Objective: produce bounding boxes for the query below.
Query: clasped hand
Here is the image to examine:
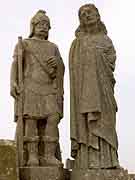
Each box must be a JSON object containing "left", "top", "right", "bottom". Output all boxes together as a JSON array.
[
  {"left": 10, "top": 82, "right": 23, "bottom": 99},
  {"left": 47, "top": 56, "right": 57, "bottom": 78}
]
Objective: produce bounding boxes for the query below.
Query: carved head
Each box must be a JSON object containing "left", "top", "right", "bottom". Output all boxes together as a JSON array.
[
  {"left": 79, "top": 4, "right": 100, "bottom": 27},
  {"left": 76, "top": 4, "right": 107, "bottom": 36},
  {"left": 29, "top": 10, "right": 51, "bottom": 39}
]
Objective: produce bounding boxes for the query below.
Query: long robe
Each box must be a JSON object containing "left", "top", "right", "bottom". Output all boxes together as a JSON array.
[{"left": 69, "top": 32, "right": 119, "bottom": 168}]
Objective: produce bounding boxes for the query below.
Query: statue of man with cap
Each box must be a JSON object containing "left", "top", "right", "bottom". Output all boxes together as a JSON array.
[{"left": 10, "top": 10, "right": 65, "bottom": 167}]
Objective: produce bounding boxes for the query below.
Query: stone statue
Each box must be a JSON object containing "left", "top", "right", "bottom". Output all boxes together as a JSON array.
[
  {"left": 69, "top": 4, "right": 119, "bottom": 169},
  {"left": 10, "top": 10, "right": 65, "bottom": 168}
]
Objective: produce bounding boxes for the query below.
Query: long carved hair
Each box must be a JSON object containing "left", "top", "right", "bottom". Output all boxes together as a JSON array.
[{"left": 75, "top": 4, "right": 107, "bottom": 37}]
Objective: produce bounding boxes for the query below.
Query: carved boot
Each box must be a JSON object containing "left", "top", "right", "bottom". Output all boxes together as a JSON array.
[
  {"left": 42, "top": 141, "right": 62, "bottom": 166},
  {"left": 26, "top": 138, "right": 39, "bottom": 166}
]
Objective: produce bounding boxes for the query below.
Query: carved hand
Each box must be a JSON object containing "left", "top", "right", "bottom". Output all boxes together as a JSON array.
[
  {"left": 47, "top": 56, "right": 57, "bottom": 68},
  {"left": 10, "top": 82, "right": 24, "bottom": 98},
  {"left": 47, "top": 56, "right": 57, "bottom": 78},
  {"left": 47, "top": 66, "right": 56, "bottom": 79},
  {"left": 10, "top": 82, "right": 19, "bottom": 99}
]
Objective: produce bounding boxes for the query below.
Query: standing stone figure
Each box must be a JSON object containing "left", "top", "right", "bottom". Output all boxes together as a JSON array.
[
  {"left": 10, "top": 10, "right": 64, "bottom": 167},
  {"left": 69, "top": 4, "right": 119, "bottom": 169}
]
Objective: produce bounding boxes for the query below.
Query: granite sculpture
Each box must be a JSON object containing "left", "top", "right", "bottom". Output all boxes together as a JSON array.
[
  {"left": 10, "top": 10, "right": 65, "bottom": 177},
  {"left": 69, "top": 3, "right": 119, "bottom": 169}
]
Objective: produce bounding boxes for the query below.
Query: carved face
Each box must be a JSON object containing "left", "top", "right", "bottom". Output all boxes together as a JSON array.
[
  {"left": 34, "top": 20, "right": 50, "bottom": 38},
  {"left": 79, "top": 6, "right": 99, "bottom": 26}
]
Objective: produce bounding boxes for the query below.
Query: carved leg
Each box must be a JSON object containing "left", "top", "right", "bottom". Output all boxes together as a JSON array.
[
  {"left": 41, "top": 113, "right": 62, "bottom": 166},
  {"left": 45, "top": 113, "right": 60, "bottom": 139},
  {"left": 24, "top": 119, "right": 39, "bottom": 166}
]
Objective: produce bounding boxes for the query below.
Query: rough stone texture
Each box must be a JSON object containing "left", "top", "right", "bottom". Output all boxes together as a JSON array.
[
  {"left": 69, "top": 3, "right": 119, "bottom": 169},
  {"left": 129, "top": 174, "right": 135, "bottom": 180},
  {"left": 68, "top": 3, "right": 135, "bottom": 180},
  {"left": 63, "top": 169, "right": 70, "bottom": 180},
  {"left": 10, "top": 9, "right": 64, "bottom": 169},
  {"left": 70, "top": 168, "right": 128, "bottom": 180},
  {"left": 0, "top": 140, "right": 17, "bottom": 180},
  {"left": 20, "top": 167, "right": 64, "bottom": 180},
  {"left": 66, "top": 159, "right": 135, "bottom": 180}
]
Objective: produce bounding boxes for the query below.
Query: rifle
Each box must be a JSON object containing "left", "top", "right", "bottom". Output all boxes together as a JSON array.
[{"left": 16, "top": 36, "right": 24, "bottom": 170}]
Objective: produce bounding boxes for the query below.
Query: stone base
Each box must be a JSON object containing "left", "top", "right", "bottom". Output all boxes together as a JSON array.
[
  {"left": 20, "top": 167, "right": 64, "bottom": 180},
  {"left": 70, "top": 168, "right": 128, "bottom": 180}
]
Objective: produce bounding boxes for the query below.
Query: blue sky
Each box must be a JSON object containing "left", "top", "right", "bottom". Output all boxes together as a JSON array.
[{"left": 0, "top": 0, "right": 135, "bottom": 172}]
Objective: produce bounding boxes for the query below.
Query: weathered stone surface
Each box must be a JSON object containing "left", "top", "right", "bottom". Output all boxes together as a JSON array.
[
  {"left": 10, "top": 9, "right": 64, "bottom": 169},
  {"left": 0, "top": 140, "right": 17, "bottom": 180},
  {"left": 70, "top": 168, "right": 128, "bottom": 180},
  {"left": 63, "top": 169, "right": 70, "bottom": 180},
  {"left": 20, "top": 167, "right": 65, "bottom": 180},
  {"left": 69, "top": 3, "right": 119, "bottom": 169},
  {"left": 129, "top": 174, "right": 135, "bottom": 180}
]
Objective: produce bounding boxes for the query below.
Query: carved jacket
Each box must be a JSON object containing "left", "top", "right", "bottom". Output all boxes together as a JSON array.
[{"left": 11, "top": 38, "right": 64, "bottom": 120}]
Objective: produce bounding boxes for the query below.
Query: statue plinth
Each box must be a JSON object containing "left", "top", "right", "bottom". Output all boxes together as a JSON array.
[
  {"left": 70, "top": 168, "right": 128, "bottom": 180},
  {"left": 20, "top": 166, "right": 65, "bottom": 180}
]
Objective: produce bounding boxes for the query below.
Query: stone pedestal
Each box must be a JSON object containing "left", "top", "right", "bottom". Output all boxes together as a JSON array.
[
  {"left": 70, "top": 168, "right": 128, "bottom": 180},
  {"left": 20, "top": 167, "right": 64, "bottom": 180}
]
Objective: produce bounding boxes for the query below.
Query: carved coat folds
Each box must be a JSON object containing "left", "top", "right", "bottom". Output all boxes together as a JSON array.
[
  {"left": 69, "top": 31, "right": 119, "bottom": 168},
  {"left": 11, "top": 38, "right": 64, "bottom": 120}
]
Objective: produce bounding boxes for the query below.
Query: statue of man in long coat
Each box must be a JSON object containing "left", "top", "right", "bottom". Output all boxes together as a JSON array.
[
  {"left": 69, "top": 4, "right": 119, "bottom": 169},
  {"left": 10, "top": 10, "right": 64, "bottom": 167}
]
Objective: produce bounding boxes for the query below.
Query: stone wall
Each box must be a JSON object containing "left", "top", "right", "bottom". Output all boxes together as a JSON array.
[
  {"left": 128, "top": 174, "right": 135, "bottom": 180},
  {"left": 0, "top": 140, "right": 17, "bottom": 180}
]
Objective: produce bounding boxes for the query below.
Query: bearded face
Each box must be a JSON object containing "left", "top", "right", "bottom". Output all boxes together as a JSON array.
[
  {"left": 34, "top": 20, "right": 50, "bottom": 39},
  {"left": 29, "top": 10, "right": 51, "bottom": 39}
]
